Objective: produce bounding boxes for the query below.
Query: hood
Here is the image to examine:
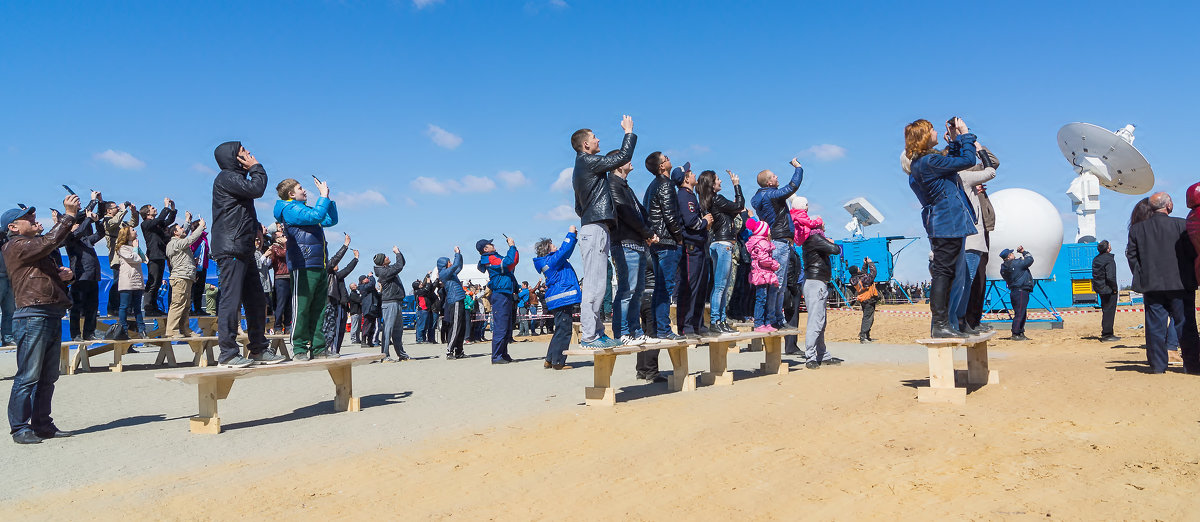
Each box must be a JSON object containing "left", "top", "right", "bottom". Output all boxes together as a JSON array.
[
  {"left": 532, "top": 253, "right": 554, "bottom": 275},
  {"left": 1188, "top": 181, "right": 1200, "bottom": 209},
  {"left": 900, "top": 151, "right": 912, "bottom": 175},
  {"left": 214, "top": 141, "right": 244, "bottom": 172},
  {"left": 437, "top": 256, "right": 450, "bottom": 269},
  {"left": 272, "top": 199, "right": 290, "bottom": 222}
]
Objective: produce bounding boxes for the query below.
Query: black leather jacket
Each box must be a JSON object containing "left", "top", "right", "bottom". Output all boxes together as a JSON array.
[
  {"left": 802, "top": 233, "right": 840, "bottom": 282},
  {"left": 709, "top": 186, "right": 744, "bottom": 242},
  {"left": 610, "top": 174, "right": 652, "bottom": 245},
  {"left": 642, "top": 175, "right": 682, "bottom": 246},
  {"left": 210, "top": 141, "right": 268, "bottom": 260},
  {"left": 572, "top": 133, "right": 637, "bottom": 228}
]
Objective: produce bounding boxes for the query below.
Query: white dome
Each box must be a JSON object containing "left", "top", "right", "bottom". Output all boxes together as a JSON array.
[{"left": 985, "top": 188, "right": 1063, "bottom": 280}]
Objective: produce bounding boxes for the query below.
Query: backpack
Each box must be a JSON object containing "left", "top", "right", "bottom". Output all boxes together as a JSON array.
[{"left": 852, "top": 275, "right": 879, "bottom": 303}]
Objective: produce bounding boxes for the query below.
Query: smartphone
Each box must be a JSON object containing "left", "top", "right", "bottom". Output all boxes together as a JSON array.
[
  {"left": 502, "top": 233, "right": 509, "bottom": 239},
  {"left": 312, "top": 174, "right": 322, "bottom": 185},
  {"left": 62, "top": 185, "right": 76, "bottom": 196}
]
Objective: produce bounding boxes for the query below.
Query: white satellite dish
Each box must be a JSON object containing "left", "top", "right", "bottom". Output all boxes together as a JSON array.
[
  {"left": 843, "top": 197, "right": 884, "bottom": 238},
  {"left": 1058, "top": 122, "right": 1154, "bottom": 242}
]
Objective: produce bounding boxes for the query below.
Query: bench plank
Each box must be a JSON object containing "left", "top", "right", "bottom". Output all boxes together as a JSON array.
[{"left": 156, "top": 353, "right": 380, "bottom": 383}]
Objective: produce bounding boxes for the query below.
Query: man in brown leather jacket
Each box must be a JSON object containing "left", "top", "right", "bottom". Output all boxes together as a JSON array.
[{"left": 2, "top": 194, "right": 80, "bottom": 444}]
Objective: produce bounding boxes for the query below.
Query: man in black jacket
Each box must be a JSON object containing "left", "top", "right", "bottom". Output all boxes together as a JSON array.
[
  {"left": 642, "top": 151, "right": 684, "bottom": 343},
  {"left": 348, "top": 282, "right": 362, "bottom": 344},
  {"left": 675, "top": 163, "right": 713, "bottom": 337},
  {"left": 570, "top": 115, "right": 636, "bottom": 349},
  {"left": 1091, "top": 240, "right": 1119, "bottom": 342},
  {"left": 801, "top": 223, "right": 843, "bottom": 369},
  {"left": 65, "top": 193, "right": 105, "bottom": 341},
  {"left": 609, "top": 152, "right": 658, "bottom": 347},
  {"left": 1126, "top": 192, "right": 1199, "bottom": 374},
  {"left": 139, "top": 198, "right": 177, "bottom": 316},
  {"left": 1000, "top": 246, "right": 1034, "bottom": 341},
  {"left": 374, "top": 247, "right": 409, "bottom": 361},
  {"left": 210, "top": 141, "right": 285, "bottom": 368}
]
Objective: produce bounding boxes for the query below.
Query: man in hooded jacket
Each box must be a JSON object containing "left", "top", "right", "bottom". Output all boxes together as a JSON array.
[{"left": 209, "top": 141, "right": 285, "bottom": 368}]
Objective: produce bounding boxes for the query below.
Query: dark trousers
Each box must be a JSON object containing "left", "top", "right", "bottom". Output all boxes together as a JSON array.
[
  {"left": 928, "top": 237, "right": 964, "bottom": 327},
  {"left": 1099, "top": 293, "right": 1117, "bottom": 337},
  {"left": 273, "top": 277, "right": 292, "bottom": 332},
  {"left": 546, "top": 306, "right": 572, "bottom": 366},
  {"left": 1010, "top": 288, "right": 1030, "bottom": 336},
  {"left": 8, "top": 315, "right": 62, "bottom": 435},
  {"left": 321, "top": 302, "right": 348, "bottom": 354},
  {"left": 860, "top": 299, "right": 876, "bottom": 339},
  {"left": 361, "top": 315, "right": 378, "bottom": 347},
  {"left": 191, "top": 267, "right": 207, "bottom": 314},
  {"left": 677, "top": 243, "right": 709, "bottom": 334},
  {"left": 106, "top": 279, "right": 120, "bottom": 316},
  {"left": 490, "top": 292, "right": 514, "bottom": 362},
  {"left": 1143, "top": 290, "right": 1200, "bottom": 373},
  {"left": 215, "top": 256, "right": 269, "bottom": 362},
  {"left": 783, "top": 283, "right": 802, "bottom": 352},
  {"left": 145, "top": 259, "right": 165, "bottom": 312},
  {"left": 69, "top": 280, "right": 99, "bottom": 340},
  {"left": 636, "top": 290, "right": 660, "bottom": 378},
  {"left": 964, "top": 252, "right": 988, "bottom": 329},
  {"left": 446, "top": 300, "right": 466, "bottom": 356}
]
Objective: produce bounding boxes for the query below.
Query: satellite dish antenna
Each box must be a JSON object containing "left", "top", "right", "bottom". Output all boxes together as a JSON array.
[
  {"left": 1058, "top": 123, "right": 1154, "bottom": 243},
  {"left": 843, "top": 197, "right": 884, "bottom": 238}
]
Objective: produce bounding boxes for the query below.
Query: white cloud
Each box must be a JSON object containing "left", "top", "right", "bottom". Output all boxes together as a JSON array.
[
  {"left": 413, "top": 0, "right": 443, "bottom": 8},
  {"left": 334, "top": 189, "right": 388, "bottom": 208},
  {"left": 496, "top": 170, "right": 530, "bottom": 188},
  {"left": 411, "top": 175, "right": 496, "bottom": 195},
  {"left": 535, "top": 204, "right": 577, "bottom": 221},
  {"left": 94, "top": 149, "right": 145, "bottom": 170},
  {"left": 550, "top": 167, "right": 572, "bottom": 191},
  {"left": 799, "top": 144, "right": 847, "bottom": 161},
  {"left": 426, "top": 124, "right": 462, "bottom": 149},
  {"left": 403, "top": 197, "right": 418, "bottom": 207},
  {"left": 191, "top": 162, "right": 216, "bottom": 175}
]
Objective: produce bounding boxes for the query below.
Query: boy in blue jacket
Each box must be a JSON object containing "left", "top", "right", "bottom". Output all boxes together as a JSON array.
[
  {"left": 478, "top": 236, "right": 519, "bottom": 364},
  {"left": 272, "top": 177, "right": 338, "bottom": 360},
  {"left": 533, "top": 226, "right": 581, "bottom": 369}
]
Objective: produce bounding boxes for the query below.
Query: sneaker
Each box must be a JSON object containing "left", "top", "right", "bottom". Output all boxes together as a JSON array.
[
  {"left": 822, "top": 357, "right": 844, "bottom": 366},
  {"left": 1100, "top": 335, "right": 1121, "bottom": 342},
  {"left": 552, "top": 363, "right": 574, "bottom": 370},
  {"left": 252, "top": 351, "right": 288, "bottom": 365},
  {"left": 805, "top": 361, "right": 820, "bottom": 370},
  {"left": 619, "top": 335, "right": 645, "bottom": 346},
  {"left": 292, "top": 351, "right": 312, "bottom": 362},
  {"left": 753, "top": 325, "right": 773, "bottom": 333},
  {"left": 382, "top": 356, "right": 398, "bottom": 363},
  {"left": 454, "top": 352, "right": 467, "bottom": 359},
  {"left": 580, "top": 338, "right": 608, "bottom": 350},
  {"left": 1169, "top": 351, "right": 1184, "bottom": 366},
  {"left": 630, "top": 334, "right": 652, "bottom": 345},
  {"left": 218, "top": 356, "right": 254, "bottom": 368},
  {"left": 1010, "top": 334, "right": 1029, "bottom": 341},
  {"left": 657, "top": 332, "right": 685, "bottom": 342},
  {"left": 313, "top": 351, "right": 340, "bottom": 359},
  {"left": 599, "top": 335, "right": 622, "bottom": 348}
]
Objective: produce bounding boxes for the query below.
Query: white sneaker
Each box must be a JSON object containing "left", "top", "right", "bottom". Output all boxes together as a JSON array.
[
  {"left": 644, "top": 336, "right": 668, "bottom": 344},
  {"left": 620, "top": 335, "right": 646, "bottom": 346}
]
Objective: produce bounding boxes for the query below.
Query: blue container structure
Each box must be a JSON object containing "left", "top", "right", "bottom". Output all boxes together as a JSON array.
[{"left": 830, "top": 236, "right": 922, "bottom": 304}]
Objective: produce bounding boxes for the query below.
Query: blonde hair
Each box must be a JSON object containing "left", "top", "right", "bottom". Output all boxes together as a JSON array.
[
  {"left": 904, "top": 119, "right": 938, "bottom": 159},
  {"left": 116, "top": 224, "right": 136, "bottom": 246},
  {"left": 276, "top": 178, "right": 301, "bottom": 200}
]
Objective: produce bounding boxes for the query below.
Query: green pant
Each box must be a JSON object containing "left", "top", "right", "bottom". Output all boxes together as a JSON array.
[{"left": 291, "top": 268, "right": 329, "bottom": 355}]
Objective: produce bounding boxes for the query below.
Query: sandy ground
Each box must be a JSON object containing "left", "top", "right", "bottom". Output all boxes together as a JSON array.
[{"left": 2, "top": 303, "right": 1198, "bottom": 520}]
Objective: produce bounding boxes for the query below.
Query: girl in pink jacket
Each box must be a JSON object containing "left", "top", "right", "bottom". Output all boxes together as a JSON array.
[
  {"left": 788, "top": 195, "right": 822, "bottom": 245},
  {"left": 746, "top": 218, "right": 780, "bottom": 331}
]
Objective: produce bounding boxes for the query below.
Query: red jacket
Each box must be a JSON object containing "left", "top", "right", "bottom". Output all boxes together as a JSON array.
[{"left": 1186, "top": 181, "right": 1200, "bottom": 281}]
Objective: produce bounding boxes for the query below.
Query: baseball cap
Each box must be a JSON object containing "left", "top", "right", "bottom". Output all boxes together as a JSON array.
[
  {"left": 476, "top": 238, "right": 494, "bottom": 254},
  {"left": 998, "top": 248, "right": 1013, "bottom": 259},
  {"left": 1, "top": 206, "right": 35, "bottom": 231}
]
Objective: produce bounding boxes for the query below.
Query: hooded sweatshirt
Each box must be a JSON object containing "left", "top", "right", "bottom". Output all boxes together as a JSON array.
[{"left": 210, "top": 141, "right": 268, "bottom": 259}]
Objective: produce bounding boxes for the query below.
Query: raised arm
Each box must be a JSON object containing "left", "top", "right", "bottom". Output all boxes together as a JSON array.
[
  {"left": 583, "top": 132, "right": 637, "bottom": 175},
  {"left": 217, "top": 164, "right": 268, "bottom": 199}
]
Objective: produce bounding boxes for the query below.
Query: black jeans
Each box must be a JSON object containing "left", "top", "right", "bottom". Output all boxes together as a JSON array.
[
  {"left": 928, "top": 237, "right": 963, "bottom": 281},
  {"left": 860, "top": 299, "right": 876, "bottom": 339},
  {"left": 637, "top": 290, "right": 659, "bottom": 378},
  {"left": 1010, "top": 288, "right": 1030, "bottom": 336},
  {"left": 1143, "top": 290, "right": 1200, "bottom": 373},
  {"left": 1099, "top": 293, "right": 1117, "bottom": 337},
  {"left": 546, "top": 306, "right": 572, "bottom": 366},
  {"left": 215, "top": 256, "right": 269, "bottom": 362},
  {"left": 145, "top": 259, "right": 165, "bottom": 311},
  {"left": 191, "top": 266, "right": 207, "bottom": 314},
  {"left": 69, "top": 280, "right": 99, "bottom": 339},
  {"left": 106, "top": 279, "right": 120, "bottom": 316},
  {"left": 965, "top": 251, "right": 988, "bottom": 328}
]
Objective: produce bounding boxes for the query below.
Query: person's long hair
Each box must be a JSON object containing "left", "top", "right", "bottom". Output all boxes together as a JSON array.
[
  {"left": 1128, "top": 197, "right": 1155, "bottom": 228},
  {"left": 696, "top": 170, "right": 717, "bottom": 213},
  {"left": 116, "top": 224, "right": 135, "bottom": 246},
  {"left": 904, "top": 119, "right": 939, "bottom": 160}
]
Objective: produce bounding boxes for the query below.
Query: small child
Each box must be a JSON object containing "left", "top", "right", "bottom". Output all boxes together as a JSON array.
[
  {"left": 746, "top": 218, "right": 780, "bottom": 332},
  {"left": 788, "top": 195, "right": 822, "bottom": 245}
]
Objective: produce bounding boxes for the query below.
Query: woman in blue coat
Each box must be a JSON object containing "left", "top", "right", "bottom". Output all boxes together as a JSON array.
[
  {"left": 903, "top": 117, "right": 978, "bottom": 338},
  {"left": 533, "top": 226, "right": 581, "bottom": 370}
]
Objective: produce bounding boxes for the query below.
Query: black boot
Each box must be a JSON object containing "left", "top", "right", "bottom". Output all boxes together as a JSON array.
[{"left": 930, "top": 276, "right": 967, "bottom": 339}]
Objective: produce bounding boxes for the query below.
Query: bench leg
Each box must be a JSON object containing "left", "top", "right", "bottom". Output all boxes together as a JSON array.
[
  {"left": 154, "top": 341, "right": 178, "bottom": 367},
  {"left": 666, "top": 346, "right": 695, "bottom": 392},
  {"left": 191, "top": 377, "right": 235, "bottom": 434},
  {"left": 966, "top": 341, "right": 999, "bottom": 385},
  {"left": 701, "top": 341, "right": 734, "bottom": 386},
  {"left": 111, "top": 344, "right": 125, "bottom": 373},
  {"left": 73, "top": 344, "right": 92, "bottom": 373},
  {"left": 59, "top": 345, "right": 70, "bottom": 375},
  {"left": 917, "top": 346, "right": 965, "bottom": 404},
  {"left": 760, "top": 337, "right": 788, "bottom": 375},
  {"left": 328, "top": 365, "right": 360, "bottom": 412},
  {"left": 585, "top": 354, "right": 617, "bottom": 406}
]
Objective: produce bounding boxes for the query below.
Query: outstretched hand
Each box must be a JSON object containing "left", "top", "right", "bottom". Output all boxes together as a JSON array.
[
  {"left": 506, "top": 236, "right": 516, "bottom": 247},
  {"left": 343, "top": 232, "right": 351, "bottom": 246},
  {"left": 789, "top": 158, "right": 801, "bottom": 168},
  {"left": 392, "top": 245, "right": 400, "bottom": 254},
  {"left": 315, "top": 178, "right": 330, "bottom": 198},
  {"left": 725, "top": 170, "right": 739, "bottom": 185},
  {"left": 63, "top": 194, "right": 81, "bottom": 215},
  {"left": 569, "top": 225, "right": 577, "bottom": 234},
  {"left": 454, "top": 246, "right": 461, "bottom": 253},
  {"left": 620, "top": 115, "right": 633, "bottom": 134},
  {"left": 352, "top": 249, "right": 359, "bottom": 258}
]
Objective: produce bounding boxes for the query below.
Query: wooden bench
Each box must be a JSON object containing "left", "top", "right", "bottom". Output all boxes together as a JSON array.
[
  {"left": 563, "top": 329, "right": 799, "bottom": 407},
  {"left": 913, "top": 331, "right": 999, "bottom": 405},
  {"left": 155, "top": 352, "right": 382, "bottom": 434},
  {"left": 64, "top": 332, "right": 289, "bottom": 374}
]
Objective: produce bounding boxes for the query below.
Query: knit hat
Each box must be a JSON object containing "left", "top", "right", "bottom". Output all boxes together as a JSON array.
[
  {"left": 373, "top": 253, "right": 388, "bottom": 265},
  {"left": 476, "top": 238, "right": 493, "bottom": 254},
  {"left": 437, "top": 256, "right": 450, "bottom": 268},
  {"left": 998, "top": 248, "right": 1013, "bottom": 260},
  {"left": 746, "top": 217, "right": 768, "bottom": 237},
  {"left": 788, "top": 195, "right": 808, "bottom": 211}
]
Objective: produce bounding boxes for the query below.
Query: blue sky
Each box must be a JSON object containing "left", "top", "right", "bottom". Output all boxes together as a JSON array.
[{"left": 2, "top": 1, "right": 1196, "bottom": 286}]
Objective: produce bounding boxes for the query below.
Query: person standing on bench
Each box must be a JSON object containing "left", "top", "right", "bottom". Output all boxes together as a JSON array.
[
  {"left": 610, "top": 148, "right": 658, "bottom": 347},
  {"left": 113, "top": 225, "right": 150, "bottom": 338},
  {"left": 3, "top": 194, "right": 79, "bottom": 444},
  {"left": 102, "top": 199, "right": 139, "bottom": 317},
  {"left": 570, "top": 115, "right": 637, "bottom": 349},
  {"left": 273, "top": 177, "right": 339, "bottom": 361},
  {"left": 533, "top": 227, "right": 582, "bottom": 370},
  {"left": 675, "top": 163, "right": 713, "bottom": 338},
  {"left": 439, "top": 247, "right": 467, "bottom": 360},
  {"left": 478, "top": 237, "right": 518, "bottom": 364},
  {"left": 374, "top": 247, "right": 409, "bottom": 361},
  {"left": 139, "top": 198, "right": 177, "bottom": 317},
  {"left": 210, "top": 141, "right": 286, "bottom": 368},
  {"left": 165, "top": 213, "right": 206, "bottom": 337},
  {"left": 750, "top": 158, "right": 805, "bottom": 331},
  {"left": 65, "top": 192, "right": 105, "bottom": 341}
]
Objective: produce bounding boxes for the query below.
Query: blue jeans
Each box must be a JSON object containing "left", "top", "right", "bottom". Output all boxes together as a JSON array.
[
  {"left": 118, "top": 290, "right": 146, "bottom": 335},
  {"left": 947, "top": 240, "right": 968, "bottom": 330},
  {"left": 708, "top": 242, "right": 734, "bottom": 324},
  {"left": 754, "top": 285, "right": 770, "bottom": 326},
  {"left": 0, "top": 277, "right": 14, "bottom": 344},
  {"left": 651, "top": 246, "right": 681, "bottom": 337},
  {"left": 767, "top": 240, "right": 790, "bottom": 325},
  {"left": 611, "top": 244, "right": 647, "bottom": 338},
  {"left": 954, "top": 250, "right": 982, "bottom": 326},
  {"left": 8, "top": 314, "right": 62, "bottom": 434},
  {"left": 1144, "top": 290, "right": 1200, "bottom": 373},
  {"left": 415, "top": 309, "right": 428, "bottom": 342}
]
